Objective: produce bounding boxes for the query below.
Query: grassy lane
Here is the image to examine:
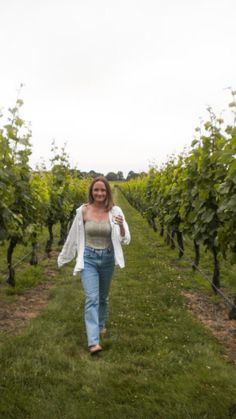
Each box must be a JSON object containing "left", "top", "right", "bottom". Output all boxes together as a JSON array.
[{"left": 0, "top": 188, "right": 236, "bottom": 419}]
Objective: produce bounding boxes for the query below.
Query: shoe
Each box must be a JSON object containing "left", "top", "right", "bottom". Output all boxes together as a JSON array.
[
  {"left": 88, "top": 344, "right": 102, "bottom": 355},
  {"left": 100, "top": 327, "right": 107, "bottom": 336}
]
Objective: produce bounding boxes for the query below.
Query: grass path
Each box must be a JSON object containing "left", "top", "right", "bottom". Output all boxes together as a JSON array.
[{"left": 0, "top": 188, "right": 236, "bottom": 419}]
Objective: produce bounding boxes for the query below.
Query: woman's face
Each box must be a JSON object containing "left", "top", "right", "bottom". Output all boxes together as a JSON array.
[{"left": 92, "top": 181, "right": 107, "bottom": 204}]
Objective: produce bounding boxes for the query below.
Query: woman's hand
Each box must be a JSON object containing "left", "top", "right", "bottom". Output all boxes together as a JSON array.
[
  {"left": 114, "top": 215, "right": 123, "bottom": 226},
  {"left": 114, "top": 215, "right": 125, "bottom": 237}
]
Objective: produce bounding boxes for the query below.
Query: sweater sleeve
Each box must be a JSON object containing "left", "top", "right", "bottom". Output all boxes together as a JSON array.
[
  {"left": 57, "top": 212, "right": 79, "bottom": 267},
  {"left": 113, "top": 206, "right": 131, "bottom": 245}
]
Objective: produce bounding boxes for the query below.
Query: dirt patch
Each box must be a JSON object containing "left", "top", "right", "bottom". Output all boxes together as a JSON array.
[
  {"left": 0, "top": 282, "right": 55, "bottom": 335},
  {"left": 182, "top": 290, "right": 236, "bottom": 364}
]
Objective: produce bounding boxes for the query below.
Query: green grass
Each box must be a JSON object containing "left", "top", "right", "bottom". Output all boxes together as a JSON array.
[{"left": 0, "top": 189, "right": 236, "bottom": 418}]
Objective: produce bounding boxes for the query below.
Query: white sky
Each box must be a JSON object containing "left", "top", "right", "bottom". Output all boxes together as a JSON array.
[{"left": 1, "top": 0, "right": 236, "bottom": 176}]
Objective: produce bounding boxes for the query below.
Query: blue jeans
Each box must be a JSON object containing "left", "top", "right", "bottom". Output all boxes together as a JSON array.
[{"left": 80, "top": 246, "right": 115, "bottom": 347}]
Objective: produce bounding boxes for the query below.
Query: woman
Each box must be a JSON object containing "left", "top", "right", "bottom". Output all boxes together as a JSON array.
[{"left": 58, "top": 177, "right": 131, "bottom": 355}]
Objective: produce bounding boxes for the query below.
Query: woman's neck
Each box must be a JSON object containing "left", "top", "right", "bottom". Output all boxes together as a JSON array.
[{"left": 91, "top": 203, "right": 106, "bottom": 210}]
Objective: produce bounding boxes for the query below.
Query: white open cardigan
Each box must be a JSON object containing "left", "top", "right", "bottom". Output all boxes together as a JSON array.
[{"left": 57, "top": 205, "right": 131, "bottom": 275}]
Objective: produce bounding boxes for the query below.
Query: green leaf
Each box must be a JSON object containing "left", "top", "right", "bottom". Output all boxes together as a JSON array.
[
  {"left": 228, "top": 160, "right": 236, "bottom": 176},
  {"left": 201, "top": 210, "right": 215, "bottom": 224},
  {"left": 217, "top": 182, "right": 230, "bottom": 195}
]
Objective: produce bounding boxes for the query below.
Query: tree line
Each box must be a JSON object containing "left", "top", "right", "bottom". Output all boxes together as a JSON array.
[{"left": 79, "top": 170, "right": 146, "bottom": 181}]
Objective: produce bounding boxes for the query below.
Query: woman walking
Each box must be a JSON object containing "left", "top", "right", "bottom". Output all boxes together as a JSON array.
[{"left": 58, "top": 177, "right": 130, "bottom": 354}]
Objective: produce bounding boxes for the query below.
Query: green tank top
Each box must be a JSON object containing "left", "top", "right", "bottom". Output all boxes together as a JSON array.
[{"left": 84, "top": 220, "right": 112, "bottom": 249}]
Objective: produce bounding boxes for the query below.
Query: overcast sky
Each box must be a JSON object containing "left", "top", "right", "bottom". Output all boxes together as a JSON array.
[{"left": 1, "top": 0, "right": 236, "bottom": 176}]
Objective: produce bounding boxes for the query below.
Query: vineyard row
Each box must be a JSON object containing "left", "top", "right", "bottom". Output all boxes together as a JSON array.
[{"left": 119, "top": 92, "right": 236, "bottom": 318}]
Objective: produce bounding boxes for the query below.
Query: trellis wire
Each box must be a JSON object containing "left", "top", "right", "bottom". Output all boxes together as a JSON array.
[{"left": 165, "top": 230, "right": 236, "bottom": 311}]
